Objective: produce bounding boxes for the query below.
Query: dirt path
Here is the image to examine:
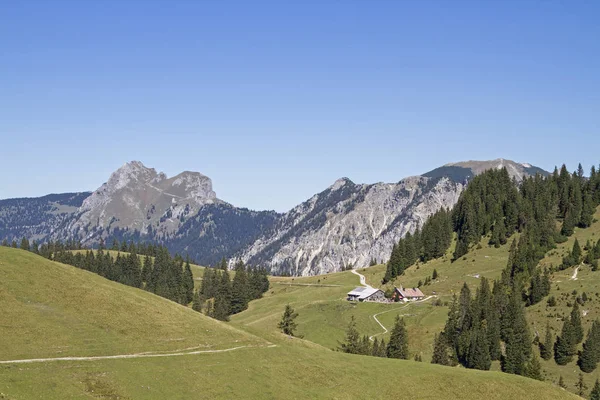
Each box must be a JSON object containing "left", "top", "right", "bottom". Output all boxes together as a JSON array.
[
  {"left": 0, "top": 344, "right": 276, "bottom": 365},
  {"left": 274, "top": 282, "right": 341, "bottom": 287},
  {"left": 351, "top": 269, "right": 372, "bottom": 288},
  {"left": 369, "top": 296, "right": 436, "bottom": 341},
  {"left": 571, "top": 265, "right": 580, "bottom": 280}
]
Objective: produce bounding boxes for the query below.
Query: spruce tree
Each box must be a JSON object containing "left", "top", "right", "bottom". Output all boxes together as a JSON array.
[
  {"left": 387, "top": 316, "right": 409, "bottom": 359},
  {"left": 371, "top": 338, "right": 380, "bottom": 357},
  {"left": 525, "top": 351, "right": 543, "bottom": 381},
  {"left": 192, "top": 289, "right": 203, "bottom": 312},
  {"left": 431, "top": 332, "right": 452, "bottom": 366},
  {"left": 19, "top": 237, "right": 30, "bottom": 251},
  {"left": 230, "top": 261, "right": 250, "bottom": 314},
  {"left": 466, "top": 323, "right": 491, "bottom": 370},
  {"left": 339, "top": 316, "right": 361, "bottom": 354},
  {"left": 540, "top": 322, "right": 553, "bottom": 360},
  {"left": 571, "top": 301, "right": 584, "bottom": 344},
  {"left": 573, "top": 239, "right": 583, "bottom": 265},
  {"left": 501, "top": 288, "right": 532, "bottom": 375},
  {"left": 278, "top": 304, "right": 298, "bottom": 336},
  {"left": 578, "top": 320, "right": 600, "bottom": 373},
  {"left": 590, "top": 379, "right": 600, "bottom": 400},
  {"left": 182, "top": 259, "right": 194, "bottom": 304},
  {"left": 555, "top": 317, "right": 576, "bottom": 365}
]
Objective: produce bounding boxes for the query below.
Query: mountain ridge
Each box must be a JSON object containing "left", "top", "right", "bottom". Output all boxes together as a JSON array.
[{"left": 0, "top": 158, "right": 547, "bottom": 274}]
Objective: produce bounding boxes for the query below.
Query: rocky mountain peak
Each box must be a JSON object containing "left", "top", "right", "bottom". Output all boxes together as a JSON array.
[{"left": 330, "top": 177, "right": 353, "bottom": 191}]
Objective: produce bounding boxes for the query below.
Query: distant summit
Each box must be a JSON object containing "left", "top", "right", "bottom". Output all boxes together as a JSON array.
[{"left": 424, "top": 158, "right": 548, "bottom": 183}]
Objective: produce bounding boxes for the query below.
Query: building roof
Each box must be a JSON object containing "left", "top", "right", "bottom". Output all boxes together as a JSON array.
[
  {"left": 396, "top": 286, "right": 425, "bottom": 298},
  {"left": 347, "top": 286, "right": 382, "bottom": 300}
]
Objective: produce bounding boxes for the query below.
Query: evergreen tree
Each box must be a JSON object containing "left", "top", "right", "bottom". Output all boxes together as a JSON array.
[
  {"left": 501, "top": 287, "right": 532, "bottom": 375},
  {"left": 540, "top": 322, "right": 553, "bottom": 360},
  {"left": 182, "top": 259, "right": 194, "bottom": 304},
  {"left": 555, "top": 316, "right": 576, "bottom": 365},
  {"left": 572, "top": 301, "right": 584, "bottom": 344},
  {"left": 387, "top": 316, "right": 409, "bottom": 359},
  {"left": 230, "top": 261, "right": 250, "bottom": 314},
  {"left": 339, "top": 316, "right": 361, "bottom": 354},
  {"left": 590, "top": 379, "right": 600, "bottom": 400},
  {"left": 431, "top": 332, "right": 452, "bottom": 366},
  {"left": 278, "top": 304, "right": 299, "bottom": 336},
  {"left": 579, "top": 320, "right": 600, "bottom": 373},
  {"left": 432, "top": 269, "right": 438, "bottom": 280},
  {"left": 573, "top": 239, "right": 583, "bottom": 265},
  {"left": 558, "top": 375, "right": 566, "bottom": 389},
  {"left": 466, "top": 322, "right": 491, "bottom": 370},
  {"left": 192, "top": 289, "right": 203, "bottom": 312},
  {"left": 371, "top": 338, "right": 380, "bottom": 357},
  {"left": 525, "top": 351, "right": 543, "bottom": 381},
  {"left": 19, "top": 237, "right": 30, "bottom": 251}
]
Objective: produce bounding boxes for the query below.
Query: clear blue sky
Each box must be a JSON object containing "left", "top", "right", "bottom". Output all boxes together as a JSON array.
[{"left": 1, "top": 1, "right": 599, "bottom": 212}]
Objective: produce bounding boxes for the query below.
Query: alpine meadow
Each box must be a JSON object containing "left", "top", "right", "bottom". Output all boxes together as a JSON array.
[{"left": 2, "top": 1, "right": 600, "bottom": 399}]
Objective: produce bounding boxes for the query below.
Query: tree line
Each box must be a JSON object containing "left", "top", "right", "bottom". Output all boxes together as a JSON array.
[
  {"left": 192, "top": 260, "right": 269, "bottom": 321},
  {"left": 383, "top": 207, "right": 452, "bottom": 283},
  {"left": 338, "top": 315, "right": 413, "bottom": 360}
]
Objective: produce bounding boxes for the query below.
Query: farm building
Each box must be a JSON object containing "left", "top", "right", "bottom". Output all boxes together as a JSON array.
[
  {"left": 392, "top": 286, "right": 425, "bottom": 302},
  {"left": 347, "top": 287, "right": 385, "bottom": 302}
]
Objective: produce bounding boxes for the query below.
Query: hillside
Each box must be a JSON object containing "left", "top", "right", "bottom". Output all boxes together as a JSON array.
[
  {"left": 231, "top": 205, "right": 600, "bottom": 396},
  {"left": 0, "top": 247, "right": 577, "bottom": 399},
  {"left": 0, "top": 247, "right": 265, "bottom": 361}
]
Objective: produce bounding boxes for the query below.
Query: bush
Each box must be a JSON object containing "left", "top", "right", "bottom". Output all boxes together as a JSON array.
[{"left": 547, "top": 296, "right": 557, "bottom": 307}]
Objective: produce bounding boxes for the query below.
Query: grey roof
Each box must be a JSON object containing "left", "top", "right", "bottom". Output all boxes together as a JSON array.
[{"left": 348, "top": 287, "right": 382, "bottom": 300}]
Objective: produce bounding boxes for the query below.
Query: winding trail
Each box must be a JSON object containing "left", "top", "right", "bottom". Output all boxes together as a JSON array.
[
  {"left": 0, "top": 344, "right": 276, "bottom": 365},
  {"left": 369, "top": 296, "right": 436, "bottom": 341},
  {"left": 351, "top": 269, "right": 372, "bottom": 288},
  {"left": 571, "top": 265, "right": 580, "bottom": 280}
]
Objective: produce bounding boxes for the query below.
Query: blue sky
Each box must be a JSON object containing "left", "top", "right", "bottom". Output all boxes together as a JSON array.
[{"left": 1, "top": 1, "right": 599, "bottom": 212}]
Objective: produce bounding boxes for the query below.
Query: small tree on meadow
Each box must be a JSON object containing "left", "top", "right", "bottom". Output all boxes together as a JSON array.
[{"left": 278, "top": 304, "right": 299, "bottom": 336}]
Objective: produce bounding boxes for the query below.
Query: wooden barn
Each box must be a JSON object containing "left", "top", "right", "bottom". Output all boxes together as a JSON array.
[{"left": 392, "top": 286, "right": 425, "bottom": 302}]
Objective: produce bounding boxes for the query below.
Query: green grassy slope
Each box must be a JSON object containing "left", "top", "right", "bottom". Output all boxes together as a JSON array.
[
  {"left": 231, "top": 206, "right": 600, "bottom": 396},
  {"left": 0, "top": 247, "right": 265, "bottom": 360},
  {"left": 0, "top": 248, "right": 578, "bottom": 399},
  {"left": 0, "top": 333, "right": 579, "bottom": 400}
]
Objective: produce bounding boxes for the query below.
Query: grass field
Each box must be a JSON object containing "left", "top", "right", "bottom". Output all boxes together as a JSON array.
[{"left": 0, "top": 247, "right": 264, "bottom": 361}]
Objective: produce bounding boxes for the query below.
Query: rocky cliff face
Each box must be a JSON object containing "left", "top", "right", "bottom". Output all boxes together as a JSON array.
[
  {"left": 59, "top": 161, "right": 219, "bottom": 242},
  {"left": 238, "top": 176, "right": 464, "bottom": 275}
]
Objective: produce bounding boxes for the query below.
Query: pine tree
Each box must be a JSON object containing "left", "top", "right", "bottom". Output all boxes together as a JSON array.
[
  {"left": 501, "top": 287, "right": 532, "bottom": 375},
  {"left": 573, "top": 239, "right": 583, "bottom": 265},
  {"left": 525, "top": 351, "right": 543, "bottom": 381},
  {"left": 571, "top": 301, "right": 584, "bottom": 344},
  {"left": 466, "top": 323, "right": 491, "bottom": 370},
  {"left": 555, "top": 317, "right": 576, "bottom": 365},
  {"left": 431, "top": 332, "right": 452, "bottom": 366},
  {"left": 19, "top": 237, "right": 30, "bottom": 251},
  {"left": 371, "top": 338, "right": 380, "bottom": 357},
  {"left": 387, "top": 316, "right": 409, "bottom": 359},
  {"left": 432, "top": 269, "right": 438, "bottom": 280},
  {"left": 230, "top": 261, "right": 250, "bottom": 314},
  {"left": 540, "top": 322, "right": 553, "bottom": 360},
  {"left": 192, "top": 289, "right": 203, "bottom": 313},
  {"left": 590, "top": 379, "right": 600, "bottom": 400},
  {"left": 182, "top": 259, "right": 194, "bottom": 304},
  {"left": 578, "top": 320, "right": 600, "bottom": 373},
  {"left": 277, "top": 304, "right": 298, "bottom": 336},
  {"left": 339, "top": 316, "right": 361, "bottom": 354}
]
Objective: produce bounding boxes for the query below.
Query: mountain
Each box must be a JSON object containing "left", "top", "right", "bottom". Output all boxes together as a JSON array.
[
  {"left": 0, "top": 159, "right": 547, "bottom": 273},
  {"left": 0, "top": 192, "right": 91, "bottom": 242},
  {"left": 235, "top": 159, "right": 548, "bottom": 275}
]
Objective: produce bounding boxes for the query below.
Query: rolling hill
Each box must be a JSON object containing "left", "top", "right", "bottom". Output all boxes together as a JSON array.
[{"left": 0, "top": 247, "right": 577, "bottom": 399}]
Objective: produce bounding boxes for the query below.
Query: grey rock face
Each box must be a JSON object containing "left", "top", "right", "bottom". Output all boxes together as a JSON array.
[
  {"left": 238, "top": 176, "right": 463, "bottom": 275},
  {"left": 58, "top": 161, "right": 219, "bottom": 242}
]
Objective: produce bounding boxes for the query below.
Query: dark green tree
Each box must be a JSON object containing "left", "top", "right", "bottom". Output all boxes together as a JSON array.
[
  {"left": 540, "top": 322, "right": 553, "bottom": 361},
  {"left": 339, "top": 316, "right": 361, "bottom": 354},
  {"left": 278, "top": 304, "right": 299, "bottom": 336},
  {"left": 590, "top": 379, "right": 600, "bottom": 400},
  {"left": 578, "top": 320, "right": 600, "bottom": 373},
  {"left": 387, "top": 316, "right": 409, "bottom": 359}
]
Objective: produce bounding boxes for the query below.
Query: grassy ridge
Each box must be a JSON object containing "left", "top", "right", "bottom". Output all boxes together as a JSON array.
[{"left": 0, "top": 247, "right": 264, "bottom": 360}]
